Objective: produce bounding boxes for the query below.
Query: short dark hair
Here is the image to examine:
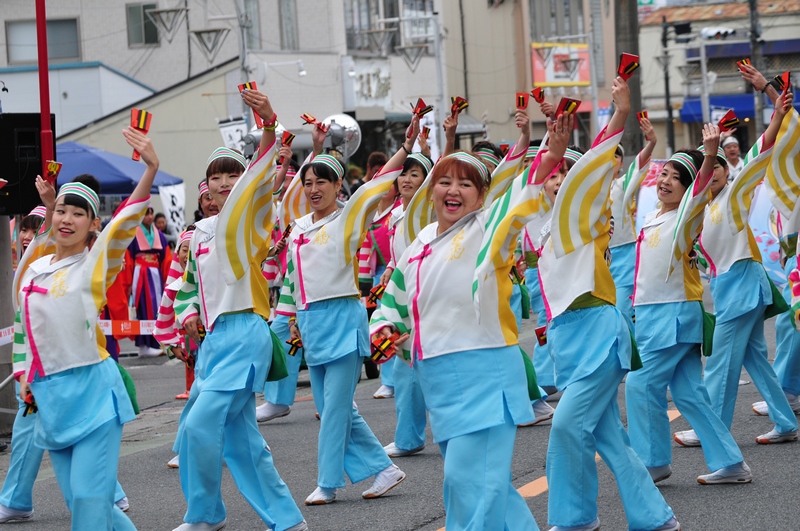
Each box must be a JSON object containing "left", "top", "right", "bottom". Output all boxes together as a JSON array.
[
  {"left": 62, "top": 174, "right": 101, "bottom": 219},
  {"left": 367, "top": 151, "right": 388, "bottom": 170},
  {"left": 154, "top": 212, "right": 166, "bottom": 221},
  {"left": 666, "top": 149, "right": 704, "bottom": 189},
  {"left": 402, "top": 155, "right": 432, "bottom": 176},
  {"left": 20, "top": 212, "right": 44, "bottom": 232},
  {"left": 471, "top": 141, "right": 503, "bottom": 160},
  {"left": 299, "top": 159, "right": 344, "bottom": 185},
  {"left": 206, "top": 150, "right": 246, "bottom": 180}
]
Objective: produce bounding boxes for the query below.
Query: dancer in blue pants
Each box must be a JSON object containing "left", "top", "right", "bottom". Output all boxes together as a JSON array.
[
  {"left": 175, "top": 90, "right": 306, "bottom": 531},
  {"left": 538, "top": 79, "right": 680, "bottom": 531},
  {"left": 11, "top": 127, "right": 157, "bottom": 530}
]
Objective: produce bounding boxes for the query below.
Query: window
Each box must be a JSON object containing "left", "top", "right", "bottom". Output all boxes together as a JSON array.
[
  {"left": 6, "top": 19, "right": 80, "bottom": 64},
  {"left": 344, "top": 1, "right": 433, "bottom": 54},
  {"left": 529, "top": 0, "right": 584, "bottom": 40},
  {"left": 279, "top": 0, "right": 299, "bottom": 50},
  {"left": 127, "top": 3, "right": 159, "bottom": 47},
  {"left": 244, "top": 0, "right": 261, "bottom": 50}
]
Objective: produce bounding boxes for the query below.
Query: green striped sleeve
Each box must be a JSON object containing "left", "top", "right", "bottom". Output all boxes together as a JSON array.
[
  {"left": 12, "top": 309, "right": 27, "bottom": 378},
  {"left": 276, "top": 258, "right": 297, "bottom": 315},
  {"left": 175, "top": 250, "right": 200, "bottom": 325}
]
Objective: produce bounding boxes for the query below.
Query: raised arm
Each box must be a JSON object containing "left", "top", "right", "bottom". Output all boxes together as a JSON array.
[
  {"left": 739, "top": 63, "right": 779, "bottom": 105},
  {"left": 534, "top": 114, "right": 573, "bottom": 184},
  {"left": 696, "top": 124, "right": 721, "bottom": 193},
  {"left": 509, "top": 109, "right": 531, "bottom": 159},
  {"left": 241, "top": 89, "right": 277, "bottom": 155},
  {"left": 601, "top": 77, "right": 631, "bottom": 143},
  {"left": 273, "top": 144, "right": 293, "bottom": 194},
  {"left": 764, "top": 90, "right": 794, "bottom": 149},
  {"left": 442, "top": 114, "right": 457, "bottom": 158},
  {"left": 123, "top": 127, "right": 159, "bottom": 205},
  {"left": 638, "top": 117, "right": 657, "bottom": 167}
]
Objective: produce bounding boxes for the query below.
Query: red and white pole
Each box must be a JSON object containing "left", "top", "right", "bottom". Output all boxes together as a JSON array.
[{"left": 35, "top": 0, "right": 54, "bottom": 172}]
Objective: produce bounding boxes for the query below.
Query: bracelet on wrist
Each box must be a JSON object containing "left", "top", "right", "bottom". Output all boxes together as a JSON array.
[
  {"left": 401, "top": 144, "right": 412, "bottom": 155},
  {"left": 262, "top": 114, "right": 279, "bottom": 130}
]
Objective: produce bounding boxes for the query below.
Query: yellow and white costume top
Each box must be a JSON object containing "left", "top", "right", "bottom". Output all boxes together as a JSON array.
[
  {"left": 538, "top": 128, "right": 624, "bottom": 320},
  {"left": 609, "top": 153, "right": 650, "bottom": 248},
  {"left": 175, "top": 141, "right": 278, "bottom": 329},
  {"left": 13, "top": 198, "right": 149, "bottom": 380}
]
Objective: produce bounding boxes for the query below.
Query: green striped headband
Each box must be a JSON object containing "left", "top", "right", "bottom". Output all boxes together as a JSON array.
[
  {"left": 57, "top": 183, "right": 99, "bottom": 216},
  {"left": 668, "top": 152, "right": 698, "bottom": 181},
  {"left": 526, "top": 146, "right": 539, "bottom": 159},
  {"left": 206, "top": 147, "right": 246, "bottom": 172},
  {"left": 564, "top": 148, "right": 582, "bottom": 164},
  {"left": 698, "top": 145, "right": 727, "bottom": 163},
  {"left": 312, "top": 154, "right": 345, "bottom": 180},
  {"left": 407, "top": 153, "right": 433, "bottom": 175},
  {"left": 474, "top": 147, "right": 501, "bottom": 167},
  {"left": 445, "top": 152, "right": 490, "bottom": 184}
]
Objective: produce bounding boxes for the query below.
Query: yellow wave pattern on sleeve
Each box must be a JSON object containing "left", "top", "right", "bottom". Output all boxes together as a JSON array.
[
  {"left": 668, "top": 185, "right": 711, "bottom": 278},
  {"left": 552, "top": 132, "right": 621, "bottom": 257},
  {"left": 279, "top": 172, "right": 310, "bottom": 231},
  {"left": 726, "top": 144, "right": 772, "bottom": 234},
  {"left": 766, "top": 109, "right": 800, "bottom": 217},
  {"left": 219, "top": 147, "right": 276, "bottom": 284},
  {"left": 338, "top": 168, "right": 400, "bottom": 266},
  {"left": 403, "top": 171, "right": 436, "bottom": 246},
  {"left": 484, "top": 150, "right": 526, "bottom": 207}
]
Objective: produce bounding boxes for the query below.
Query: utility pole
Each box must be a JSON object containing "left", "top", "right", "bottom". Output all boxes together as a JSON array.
[
  {"left": 749, "top": 0, "right": 764, "bottom": 134},
  {"left": 614, "top": 0, "right": 643, "bottom": 157},
  {"left": 659, "top": 16, "right": 675, "bottom": 157}
]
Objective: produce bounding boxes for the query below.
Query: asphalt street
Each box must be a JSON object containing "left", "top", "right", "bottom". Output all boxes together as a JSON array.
[{"left": 1, "top": 316, "right": 799, "bottom": 530}]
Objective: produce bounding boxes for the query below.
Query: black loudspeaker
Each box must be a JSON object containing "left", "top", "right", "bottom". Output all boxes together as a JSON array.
[{"left": 0, "top": 113, "right": 56, "bottom": 215}]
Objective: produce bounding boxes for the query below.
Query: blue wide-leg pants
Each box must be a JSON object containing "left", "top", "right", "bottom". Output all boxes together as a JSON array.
[
  {"left": 625, "top": 341, "right": 743, "bottom": 471},
  {"left": 391, "top": 355, "right": 427, "bottom": 451},
  {"left": 308, "top": 350, "right": 392, "bottom": 488},
  {"left": 263, "top": 314, "right": 303, "bottom": 406},
  {"left": 49, "top": 419, "right": 135, "bottom": 531},
  {"left": 704, "top": 306, "right": 798, "bottom": 434}
]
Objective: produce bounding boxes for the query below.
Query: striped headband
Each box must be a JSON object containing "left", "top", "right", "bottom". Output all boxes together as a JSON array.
[
  {"left": 473, "top": 148, "right": 501, "bottom": 167},
  {"left": 198, "top": 181, "right": 209, "bottom": 196},
  {"left": 526, "top": 145, "right": 539, "bottom": 159},
  {"left": 699, "top": 145, "right": 727, "bottom": 163},
  {"left": 57, "top": 183, "right": 100, "bottom": 216},
  {"left": 407, "top": 153, "right": 433, "bottom": 175},
  {"left": 28, "top": 205, "right": 47, "bottom": 218},
  {"left": 179, "top": 229, "right": 194, "bottom": 245},
  {"left": 445, "top": 152, "right": 490, "bottom": 184},
  {"left": 312, "top": 154, "right": 345, "bottom": 180},
  {"left": 206, "top": 147, "right": 246, "bottom": 172},
  {"left": 563, "top": 148, "right": 582, "bottom": 164},
  {"left": 286, "top": 167, "right": 297, "bottom": 177},
  {"left": 668, "top": 152, "right": 699, "bottom": 181}
]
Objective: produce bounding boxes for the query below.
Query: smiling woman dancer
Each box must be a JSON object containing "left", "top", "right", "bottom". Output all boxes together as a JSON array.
[
  {"left": 369, "top": 110, "right": 569, "bottom": 529},
  {"left": 673, "top": 88, "right": 799, "bottom": 448},
  {"left": 538, "top": 78, "right": 680, "bottom": 531},
  {"left": 174, "top": 90, "right": 306, "bottom": 531},
  {"left": 276, "top": 118, "right": 418, "bottom": 507},
  {"left": 625, "top": 126, "right": 751, "bottom": 487},
  {"left": 11, "top": 127, "right": 156, "bottom": 530}
]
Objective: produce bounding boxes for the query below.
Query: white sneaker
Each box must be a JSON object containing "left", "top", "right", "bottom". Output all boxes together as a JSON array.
[
  {"left": 167, "top": 455, "right": 180, "bottom": 468},
  {"left": 756, "top": 428, "right": 798, "bottom": 444},
  {"left": 752, "top": 401, "right": 769, "bottom": 416},
  {"left": 521, "top": 399, "right": 555, "bottom": 427},
  {"left": 284, "top": 521, "right": 308, "bottom": 531},
  {"left": 697, "top": 461, "right": 752, "bottom": 484},
  {"left": 548, "top": 518, "right": 600, "bottom": 531},
  {"left": 172, "top": 520, "right": 227, "bottom": 531},
  {"left": 0, "top": 503, "right": 33, "bottom": 523},
  {"left": 138, "top": 345, "right": 163, "bottom": 357},
  {"left": 373, "top": 385, "right": 395, "bottom": 399},
  {"left": 383, "top": 442, "right": 424, "bottom": 457},
  {"left": 647, "top": 464, "right": 672, "bottom": 483},
  {"left": 304, "top": 486, "right": 336, "bottom": 505},
  {"left": 673, "top": 429, "right": 701, "bottom": 447},
  {"left": 362, "top": 464, "right": 406, "bottom": 498},
  {"left": 653, "top": 516, "right": 681, "bottom": 531},
  {"left": 115, "top": 496, "right": 129, "bottom": 512},
  {"left": 256, "top": 402, "right": 291, "bottom": 422}
]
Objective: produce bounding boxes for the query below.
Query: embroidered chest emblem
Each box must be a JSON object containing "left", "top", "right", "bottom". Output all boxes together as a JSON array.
[
  {"left": 709, "top": 203, "right": 722, "bottom": 225},
  {"left": 314, "top": 226, "right": 330, "bottom": 245},
  {"left": 647, "top": 227, "right": 661, "bottom": 249},
  {"left": 445, "top": 229, "right": 466, "bottom": 261},
  {"left": 50, "top": 269, "right": 69, "bottom": 299}
]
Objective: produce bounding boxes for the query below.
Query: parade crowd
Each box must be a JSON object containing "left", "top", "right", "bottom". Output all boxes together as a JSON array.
[{"left": 5, "top": 59, "right": 800, "bottom": 531}]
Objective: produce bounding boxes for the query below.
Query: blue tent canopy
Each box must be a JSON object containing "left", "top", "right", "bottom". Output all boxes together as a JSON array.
[{"left": 55, "top": 141, "right": 182, "bottom": 195}]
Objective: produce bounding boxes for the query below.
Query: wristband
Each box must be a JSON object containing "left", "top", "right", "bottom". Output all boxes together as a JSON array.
[
  {"left": 262, "top": 114, "right": 279, "bottom": 130},
  {"left": 401, "top": 144, "right": 411, "bottom": 155}
]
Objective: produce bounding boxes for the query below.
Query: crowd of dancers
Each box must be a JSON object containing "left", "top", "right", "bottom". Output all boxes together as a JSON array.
[{"left": 4, "top": 60, "right": 800, "bottom": 531}]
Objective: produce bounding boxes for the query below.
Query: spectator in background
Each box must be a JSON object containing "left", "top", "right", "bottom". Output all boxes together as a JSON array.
[
  {"left": 127, "top": 206, "right": 172, "bottom": 357},
  {"left": 154, "top": 212, "right": 177, "bottom": 249},
  {"left": 351, "top": 151, "right": 388, "bottom": 195},
  {"left": 722, "top": 135, "right": 744, "bottom": 182}
]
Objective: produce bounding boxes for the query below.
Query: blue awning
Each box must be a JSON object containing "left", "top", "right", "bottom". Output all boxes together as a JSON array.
[{"left": 680, "top": 93, "right": 757, "bottom": 123}]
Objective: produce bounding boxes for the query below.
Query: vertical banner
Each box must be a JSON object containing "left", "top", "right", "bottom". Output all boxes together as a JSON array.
[
  {"left": 158, "top": 184, "right": 186, "bottom": 236},
  {"left": 218, "top": 117, "right": 249, "bottom": 153}
]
